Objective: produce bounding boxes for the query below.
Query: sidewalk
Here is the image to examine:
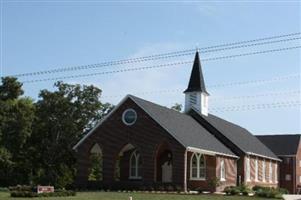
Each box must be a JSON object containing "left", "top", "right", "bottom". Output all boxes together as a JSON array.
[{"left": 283, "top": 195, "right": 301, "bottom": 200}]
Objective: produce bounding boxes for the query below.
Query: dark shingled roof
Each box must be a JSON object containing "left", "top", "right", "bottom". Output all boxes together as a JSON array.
[
  {"left": 256, "top": 135, "right": 301, "bottom": 156},
  {"left": 130, "top": 95, "right": 236, "bottom": 157},
  {"left": 196, "top": 112, "right": 279, "bottom": 159},
  {"left": 184, "top": 52, "right": 209, "bottom": 94}
]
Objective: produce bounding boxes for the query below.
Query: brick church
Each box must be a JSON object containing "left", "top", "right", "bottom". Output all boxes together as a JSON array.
[{"left": 73, "top": 51, "right": 285, "bottom": 192}]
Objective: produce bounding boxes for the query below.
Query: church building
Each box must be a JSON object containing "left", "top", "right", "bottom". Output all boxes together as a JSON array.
[{"left": 73, "top": 52, "right": 281, "bottom": 192}]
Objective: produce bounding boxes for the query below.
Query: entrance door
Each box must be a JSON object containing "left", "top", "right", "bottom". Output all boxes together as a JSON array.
[{"left": 161, "top": 161, "right": 172, "bottom": 183}]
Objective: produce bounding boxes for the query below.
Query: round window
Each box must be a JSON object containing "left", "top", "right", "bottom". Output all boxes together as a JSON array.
[{"left": 122, "top": 109, "right": 137, "bottom": 126}]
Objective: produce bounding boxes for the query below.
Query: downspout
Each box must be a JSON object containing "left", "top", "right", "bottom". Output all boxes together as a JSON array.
[{"left": 184, "top": 149, "right": 188, "bottom": 193}]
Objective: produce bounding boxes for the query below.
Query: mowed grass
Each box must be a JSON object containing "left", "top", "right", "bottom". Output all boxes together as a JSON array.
[{"left": 0, "top": 191, "right": 275, "bottom": 200}]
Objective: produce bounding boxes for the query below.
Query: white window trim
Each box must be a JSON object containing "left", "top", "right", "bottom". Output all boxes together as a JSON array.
[
  {"left": 269, "top": 161, "right": 273, "bottom": 183},
  {"left": 246, "top": 157, "right": 251, "bottom": 182},
  {"left": 220, "top": 159, "right": 226, "bottom": 182},
  {"left": 190, "top": 153, "right": 206, "bottom": 180},
  {"left": 275, "top": 163, "right": 278, "bottom": 183},
  {"left": 122, "top": 108, "right": 137, "bottom": 126},
  {"left": 129, "top": 150, "right": 142, "bottom": 179},
  {"left": 262, "top": 160, "right": 266, "bottom": 182},
  {"left": 255, "top": 158, "right": 258, "bottom": 182}
]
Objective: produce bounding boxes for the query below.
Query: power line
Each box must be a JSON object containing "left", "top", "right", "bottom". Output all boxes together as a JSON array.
[
  {"left": 102, "top": 101, "right": 300, "bottom": 122},
  {"left": 21, "top": 45, "right": 301, "bottom": 84},
  {"left": 100, "top": 74, "right": 300, "bottom": 99},
  {"left": 211, "top": 90, "right": 300, "bottom": 101},
  {"left": 198, "top": 32, "right": 300, "bottom": 50},
  {"left": 102, "top": 90, "right": 301, "bottom": 100},
  {"left": 210, "top": 100, "right": 300, "bottom": 112},
  {"left": 6, "top": 32, "right": 301, "bottom": 78}
]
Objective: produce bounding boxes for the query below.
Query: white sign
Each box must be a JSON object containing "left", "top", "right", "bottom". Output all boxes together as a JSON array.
[{"left": 37, "top": 186, "right": 54, "bottom": 194}]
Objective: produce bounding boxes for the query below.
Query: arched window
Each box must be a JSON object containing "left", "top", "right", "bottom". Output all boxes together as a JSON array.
[
  {"left": 220, "top": 159, "right": 226, "bottom": 181},
  {"left": 191, "top": 154, "right": 198, "bottom": 178},
  {"left": 88, "top": 144, "right": 103, "bottom": 181},
  {"left": 129, "top": 150, "right": 142, "bottom": 179},
  {"left": 190, "top": 153, "right": 206, "bottom": 180}
]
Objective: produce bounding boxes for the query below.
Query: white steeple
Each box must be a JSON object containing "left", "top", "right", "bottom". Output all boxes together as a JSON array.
[{"left": 183, "top": 51, "right": 209, "bottom": 116}]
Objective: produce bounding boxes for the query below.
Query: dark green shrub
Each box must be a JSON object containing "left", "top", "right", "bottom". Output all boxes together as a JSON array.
[
  {"left": 230, "top": 188, "right": 240, "bottom": 195},
  {"left": 278, "top": 188, "right": 289, "bottom": 194},
  {"left": 224, "top": 185, "right": 252, "bottom": 196},
  {"left": 9, "top": 185, "right": 33, "bottom": 192},
  {"left": 0, "top": 187, "right": 8, "bottom": 192},
  {"left": 256, "top": 187, "right": 285, "bottom": 199},
  {"left": 208, "top": 177, "right": 220, "bottom": 191},
  {"left": 242, "top": 187, "right": 252, "bottom": 196},
  {"left": 165, "top": 185, "right": 174, "bottom": 192},
  {"left": 174, "top": 185, "right": 182, "bottom": 193},
  {"left": 223, "top": 186, "right": 232, "bottom": 195},
  {"left": 10, "top": 187, "right": 75, "bottom": 198}
]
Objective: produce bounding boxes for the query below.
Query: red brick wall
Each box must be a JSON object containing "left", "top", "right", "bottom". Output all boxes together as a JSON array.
[
  {"left": 243, "top": 156, "right": 279, "bottom": 188},
  {"left": 279, "top": 156, "right": 295, "bottom": 193},
  {"left": 186, "top": 152, "right": 216, "bottom": 191},
  {"left": 216, "top": 156, "right": 237, "bottom": 191},
  {"left": 75, "top": 98, "right": 186, "bottom": 187},
  {"left": 186, "top": 153, "right": 237, "bottom": 192}
]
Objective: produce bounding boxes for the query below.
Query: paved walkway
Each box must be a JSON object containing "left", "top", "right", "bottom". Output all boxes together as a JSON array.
[{"left": 283, "top": 195, "right": 301, "bottom": 200}]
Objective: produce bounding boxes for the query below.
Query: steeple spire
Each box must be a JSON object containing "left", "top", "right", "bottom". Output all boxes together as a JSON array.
[
  {"left": 184, "top": 51, "right": 210, "bottom": 115},
  {"left": 184, "top": 51, "right": 209, "bottom": 94}
]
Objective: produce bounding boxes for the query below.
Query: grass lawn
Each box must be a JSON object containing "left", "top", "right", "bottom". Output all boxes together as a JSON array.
[{"left": 0, "top": 191, "right": 276, "bottom": 200}]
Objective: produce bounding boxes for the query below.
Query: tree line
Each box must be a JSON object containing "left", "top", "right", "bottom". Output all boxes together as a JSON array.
[
  {"left": 0, "top": 77, "right": 182, "bottom": 189},
  {"left": 0, "top": 77, "right": 113, "bottom": 188}
]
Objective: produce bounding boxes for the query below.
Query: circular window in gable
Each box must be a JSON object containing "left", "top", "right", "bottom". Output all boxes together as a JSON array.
[{"left": 122, "top": 109, "right": 137, "bottom": 126}]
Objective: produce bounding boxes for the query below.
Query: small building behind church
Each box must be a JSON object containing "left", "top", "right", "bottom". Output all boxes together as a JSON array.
[
  {"left": 73, "top": 52, "right": 281, "bottom": 192},
  {"left": 257, "top": 134, "right": 301, "bottom": 194}
]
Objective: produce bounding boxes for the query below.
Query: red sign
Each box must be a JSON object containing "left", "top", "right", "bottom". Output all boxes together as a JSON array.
[{"left": 37, "top": 186, "right": 54, "bottom": 194}]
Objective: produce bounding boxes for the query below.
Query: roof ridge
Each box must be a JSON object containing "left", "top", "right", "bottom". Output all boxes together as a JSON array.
[
  {"left": 256, "top": 134, "right": 301, "bottom": 136},
  {"left": 192, "top": 109, "right": 279, "bottom": 160},
  {"left": 128, "top": 94, "right": 187, "bottom": 116}
]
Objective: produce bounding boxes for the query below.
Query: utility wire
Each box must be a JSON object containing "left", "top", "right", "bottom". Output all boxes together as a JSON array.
[
  {"left": 211, "top": 90, "right": 300, "bottom": 101},
  {"left": 101, "top": 74, "right": 300, "bottom": 99},
  {"left": 101, "top": 90, "right": 301, "bottom": 100},
  {"left": 210, "top": 100, "right": 300, "bottom": 112},
  {"left": 101, "top": 101, "right": 300, "bottom": 122},
  {"left": 6, "top": 33, "right": 301, "bottom": 78},
  {"left": 21, "top": 45, "right": 301, "bottom": 84}
]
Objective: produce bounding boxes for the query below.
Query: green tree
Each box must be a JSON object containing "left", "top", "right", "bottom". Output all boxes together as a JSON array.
[
  {"left": 0, "top": 77, "right": 35, "bottom": 186},
  {"left": 171, "top": 103, "right": 182, "bottom": 112},
  {"left": 88, "top": 153, "right": 103, "bottom": 181},
  {"left": 30, "top": 81, "right": 113, "bottom": 188}
]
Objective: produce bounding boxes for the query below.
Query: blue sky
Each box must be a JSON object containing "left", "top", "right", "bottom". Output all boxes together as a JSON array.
[{"left": 1, "top": 1, "right": 300, "bottom": 134}]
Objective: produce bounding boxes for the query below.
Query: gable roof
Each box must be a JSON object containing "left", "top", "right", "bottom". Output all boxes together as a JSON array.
[
  {"left": 256, "top": 134, "right": 301, "bottom": 156},
  {"left": 130, "top": 95, "right": 236, "bottom": 157},
  {"left": 192, "top": 111, "right": 279, "bottom": 160},
  {"left": 183, "top": 52, "right": 209, "bottom": 94},
  {"left": 73, "top": 95, "right": 237, "bottom": 158}
]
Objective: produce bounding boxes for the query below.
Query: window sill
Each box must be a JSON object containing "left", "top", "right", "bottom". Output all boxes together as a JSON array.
[
  {"left": 220, "top": 178, "right": 226, "bottom": 182},
  {"left": 190, "top": 177, "right": 206, "bottom": 181}
]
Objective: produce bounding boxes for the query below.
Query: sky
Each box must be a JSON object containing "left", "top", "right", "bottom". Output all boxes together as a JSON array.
[{"left": 0, "top": 0, "right": 300, "bottom": 134}]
